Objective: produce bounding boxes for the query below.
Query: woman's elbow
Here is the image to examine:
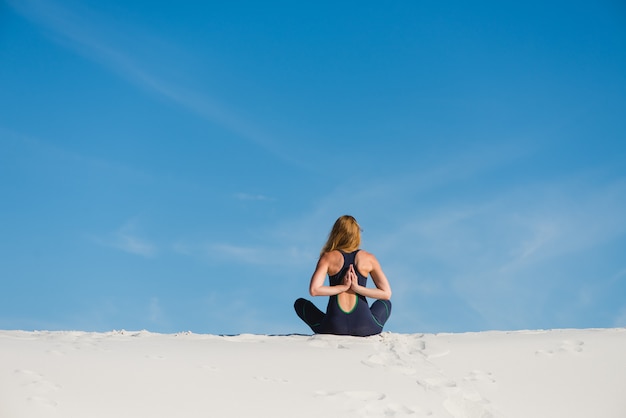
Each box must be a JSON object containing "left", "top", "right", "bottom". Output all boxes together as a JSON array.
[
  {"left": 382, "top": 289, "right": 392, "bottom": 300},
  {"left": 309, "top": 287, "right": 320, "bottom": 297}
]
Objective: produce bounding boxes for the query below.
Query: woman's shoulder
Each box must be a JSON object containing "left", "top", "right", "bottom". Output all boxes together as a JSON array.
[
  {"left": 320, "top": 250, "right": 346, "bottom": 275},
  {"left": 356, "top": 249, "right": 380, "bottom": 266},
  {"left": 320, "top": 250, "right": 344, "bottom": 262},
  {"left": 357, "top": 249, "right": 376, "bottom": 258}
]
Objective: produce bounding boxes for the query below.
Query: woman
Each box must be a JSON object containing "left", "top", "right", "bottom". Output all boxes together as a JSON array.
[{"left": 294, "top": 215, "right": 392, "bottom": 336}]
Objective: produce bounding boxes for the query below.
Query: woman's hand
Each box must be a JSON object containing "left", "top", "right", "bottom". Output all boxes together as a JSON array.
[
  {"left": 340, "top": 267, "right": 352, "bottom": 292},
  {"left": 347, "top": 265, "right": 361, "bottom": 292}
]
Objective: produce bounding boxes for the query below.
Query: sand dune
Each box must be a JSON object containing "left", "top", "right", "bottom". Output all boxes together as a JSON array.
[{"left": 1, "top": 328, "right": 625, "bottom": 417}]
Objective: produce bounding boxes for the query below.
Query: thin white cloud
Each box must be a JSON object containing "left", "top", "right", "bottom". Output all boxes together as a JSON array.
[
  {"left": 147, "top": 297, "right": 166, "bottom": 325},
  {"left": 507, "top": 219, "right": 558, "bottom": 262},
  {"left": 208, "top": 243, "right": 312, "bottom": 266},
  {"left": 92, "top": 221, "right": 157, "bottom": 258},
  {"left": 410, "top": 178, "right": 626, "bottom": 328},
  {"left": 113, "top": 231, "right": 156, "bottom": 258},
  {"left": 169, "top": 235, "right": 315, "bottom": 267}
]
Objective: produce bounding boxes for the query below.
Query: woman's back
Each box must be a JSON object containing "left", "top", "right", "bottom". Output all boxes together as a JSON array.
[
  {"left": 325, "top": 250, "right": 374, "bottom": 312},
  {"left": 325, "top": 249, "right": 375, "bottom": 276}
]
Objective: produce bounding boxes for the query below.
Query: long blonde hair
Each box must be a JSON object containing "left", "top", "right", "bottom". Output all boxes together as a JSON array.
[{"left": 321, "top": 215, "right": 361, "bottom": 256}]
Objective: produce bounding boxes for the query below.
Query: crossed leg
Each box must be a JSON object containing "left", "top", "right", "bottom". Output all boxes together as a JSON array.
[
  {"left": 294, "top": 298, "right": 325, "bottom": 333},
  {"left": 370, "top": 299, "right": 392, "bottom": 328}
]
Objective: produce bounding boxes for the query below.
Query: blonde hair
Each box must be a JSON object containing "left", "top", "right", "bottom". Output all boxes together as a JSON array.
[{"left": 321, "top": 215, "right": 361, "bottom": 256}]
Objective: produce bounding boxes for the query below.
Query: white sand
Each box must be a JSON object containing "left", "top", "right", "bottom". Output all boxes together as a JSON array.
[{"left": 1, "top": 328, "right": 625, "bottom": 418}]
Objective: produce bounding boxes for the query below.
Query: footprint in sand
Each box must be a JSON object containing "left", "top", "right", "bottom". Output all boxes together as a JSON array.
[
  {"left": 27, "top": 396, "right": 59, "bottom": 408},
  {"left": 361, "top": 335, "right": 429, "bottom": 376},
  {"left": 415, "top": 371, "right": 495, "bottom": 418},
  {"left": 362, "top": 352, "right": 419, "bottom": 376},
  {"left": 200, "top": 365, "right": 220, "bottom": 372},
  {"left": 362, "top": 351, "right": 393, "bottom": 367},
  {"left": 535, "top": 340, "right": 584, "bottom": 356},
  {"left": 306, "top": 336, "right": 352, "bottom": 349},
  {"left": 416, "top": 376, "right": 458, "bottom": 390},
  {"left": 315, "top": 389, "right": 386, "bottom": 401},
  {"left": 253, "top": 376, "right": 289, "bottom": 384},
  {"left": 559, "top": 340, "right": 584, "bottom": 353},
  {"left": 382, "top": 402, "right": 428, "bottom": 417},
  {"left": 15, "top": 370, "right": 62, "bottom": 392},
  {"left": 425, "top": 349, "right": 451, "bottom": 360},
  {"left": 362, "top": 401, "right": 426, "bottom": 418},
  {"left": 145, "top": 354, "right": 166, "bottom": 360},
  {"left": 15, "top": 370, "right": 61, "bottom": 408},
  {"left": 316, "top": 390, "right": 425, "bottom": 417},
  {"left": 443, "top": 391, "right": 494, "bottom": 418},
  {"left": 464, "top": 370, "right": 496, "bottom": 384}
]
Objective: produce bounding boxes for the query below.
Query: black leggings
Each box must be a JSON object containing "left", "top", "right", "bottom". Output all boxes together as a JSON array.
[{"left": 294, "top": 296, "right": 391, "bottom": 337}]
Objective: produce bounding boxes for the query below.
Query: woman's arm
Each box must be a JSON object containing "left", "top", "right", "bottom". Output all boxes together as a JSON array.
[
  {"left": 349, "top": 259, "right": 392, "bottom": 300},
  {"left": 309, "top": 254, "right": 350, "bottom": 296}
]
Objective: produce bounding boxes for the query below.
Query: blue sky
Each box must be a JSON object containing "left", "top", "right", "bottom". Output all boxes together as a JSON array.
[{"left": 1, "top": 0, "right": 625, "bottom": 334}]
